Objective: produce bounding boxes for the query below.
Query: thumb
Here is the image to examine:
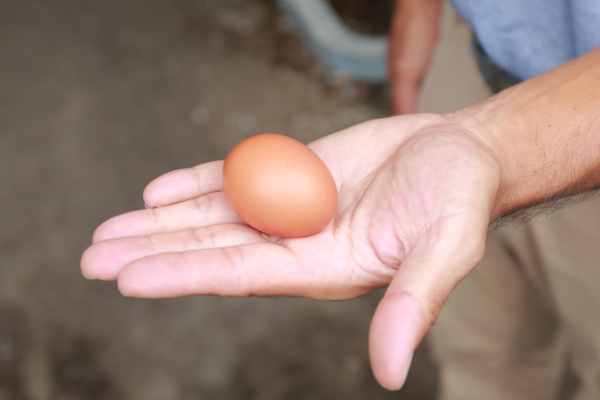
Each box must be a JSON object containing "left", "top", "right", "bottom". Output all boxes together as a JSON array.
[
  {"left": 368, "top": 223, "right": 487, "bottom": 390},
  {"left": 368, "top": 283, "right": 431, "bottom": 390}
]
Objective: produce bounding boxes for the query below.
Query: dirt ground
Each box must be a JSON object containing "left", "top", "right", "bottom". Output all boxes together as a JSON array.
[{"left": 0, "top": 0, "right": 489, "bottom": 399}]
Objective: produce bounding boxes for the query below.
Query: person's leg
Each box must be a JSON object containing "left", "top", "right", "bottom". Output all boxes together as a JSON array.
[
  {"left": 530, "top": 198, "right": 600, "bottom": 400},
  {"left": 429, "top": 224, "right": 569, "bottom": 400},
  {"left": 428, "top": 35, "right": 579, "bottom": 400}
]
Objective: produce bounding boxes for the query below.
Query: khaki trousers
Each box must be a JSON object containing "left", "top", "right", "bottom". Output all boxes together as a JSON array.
[{"left": 429, "top": 197, "right": 600, "bottom": 400}]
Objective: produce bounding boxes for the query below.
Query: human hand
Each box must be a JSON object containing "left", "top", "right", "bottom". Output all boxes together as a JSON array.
[
  {"left": 388, "top": 0, "right": 443, "bottom": 115},
  {"left": 81, "top": 113, "right": 502, "bottom": 390}
]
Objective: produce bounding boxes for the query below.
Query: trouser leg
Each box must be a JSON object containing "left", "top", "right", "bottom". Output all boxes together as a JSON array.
[
  {"left": 430, "top": 197, "right": 600, "bottom": 400},
  {"left": 529, "top": 199, "right": 600, "bottom": 400},
  {"left": 429, "top": 224, "right": 568, "bottom": 400}
]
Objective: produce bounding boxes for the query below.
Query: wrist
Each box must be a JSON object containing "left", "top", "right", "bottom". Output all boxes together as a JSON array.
[
  {"left": 445, "top": 94, "right": 524, "bottom": 220},
  {"left": 446, "top": 49, "right": 600, "bottom": 221}
]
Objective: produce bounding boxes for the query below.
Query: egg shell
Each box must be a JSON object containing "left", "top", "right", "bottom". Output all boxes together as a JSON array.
[{"left": 222, "top": 133, "right": 337, "bottom": 237}]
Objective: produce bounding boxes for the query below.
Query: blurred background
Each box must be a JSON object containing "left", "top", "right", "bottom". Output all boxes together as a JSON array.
[{"left": 0, "top": 0, "right": 489, "bottom": 398}]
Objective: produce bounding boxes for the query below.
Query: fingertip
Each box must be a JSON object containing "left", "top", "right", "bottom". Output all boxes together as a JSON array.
[
  {"left": 368, "top": 292, "right": 424, "bottom": 391},
  {"left": 375, "top": 352, "right": 413, "bottom": 391},
  {"left": 143, "top": 161, "right": 225, "bottom": 208},
  {"left": 141, "top": 173, "right": 165, "bottom": 208},
  {"left": 80, "top": 246, "right": 98, "bottom": 280},
  {"left": 91, "top": 214, "right": 128, "bottom": 243},
  {"left": 117, "top": 254, "right": 182, "bottom": 299},
  {"left": 142, "top": 167, "right": 194, "bottom": 208},
  {"left": 80, "top": 242, "right": 119, "bottom": 281},
  {"left": 91, "top": 221, "right": 109, "bottom": 244},
  {"left": 116, "top": 261, "right": 147, "bottom": 298},
  {"left": 92, "top": 210, "right": 154, "bottom": 243},
  {"left": 116, "top": 269, "right": 139, "bottom": 298},
  {"left": 79, "top": 245, "right": 113, "bottom": 281}
]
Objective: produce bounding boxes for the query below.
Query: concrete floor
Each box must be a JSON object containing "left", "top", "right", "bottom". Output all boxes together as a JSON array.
[{"left": 0, "top": 0, "right": 489, "bottom": 399}]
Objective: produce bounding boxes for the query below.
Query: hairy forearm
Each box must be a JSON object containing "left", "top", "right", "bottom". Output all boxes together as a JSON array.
[{"left": 451, "top": 47, "right": 600, "bottom": 221}]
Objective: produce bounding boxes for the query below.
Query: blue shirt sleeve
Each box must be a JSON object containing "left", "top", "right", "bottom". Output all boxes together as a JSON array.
[{"left": 449, "top": 0, "right": 600, "bottom": 80}]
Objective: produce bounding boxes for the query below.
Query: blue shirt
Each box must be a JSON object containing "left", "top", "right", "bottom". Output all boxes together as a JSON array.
[{"left": 449, "top": 0, "right": 600, "bottom": 80}]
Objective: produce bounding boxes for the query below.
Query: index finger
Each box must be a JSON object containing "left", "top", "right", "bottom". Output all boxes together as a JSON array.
[{"left": 143, "top": 160, "right": 224, "bottom": 208}]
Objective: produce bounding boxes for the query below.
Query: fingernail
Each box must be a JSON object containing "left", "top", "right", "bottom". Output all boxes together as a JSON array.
[
  {"left": 82, "top": 272, "right": 97, "bottom": 280},
  {"left": 394, "top": 352, "right": 414, "bottom": 391}
]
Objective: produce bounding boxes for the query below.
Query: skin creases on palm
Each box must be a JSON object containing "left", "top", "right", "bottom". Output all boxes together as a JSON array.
[{"left": 81, "top": 113, "right": 500, "bottom": 390}]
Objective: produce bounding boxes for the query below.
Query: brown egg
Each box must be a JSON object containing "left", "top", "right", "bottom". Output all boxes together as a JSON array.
[{"left": 222, "top": 133, "right": 337, "bottom": 237}]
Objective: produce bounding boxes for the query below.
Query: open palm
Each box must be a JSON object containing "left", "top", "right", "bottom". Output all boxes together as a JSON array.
[{"left": 81, "top": 113, "right": 501, "bottom": 390}]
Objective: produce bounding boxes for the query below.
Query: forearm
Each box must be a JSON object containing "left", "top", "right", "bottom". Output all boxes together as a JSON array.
[
  {"left": 391, "top": 0, "right": 443, "bottom": 52},
  {"left": 388, "top": 0, "right": 443, "bottom": 114},
  {"left": 452, "top": 47, "right": 600, "bottom": 220}
]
